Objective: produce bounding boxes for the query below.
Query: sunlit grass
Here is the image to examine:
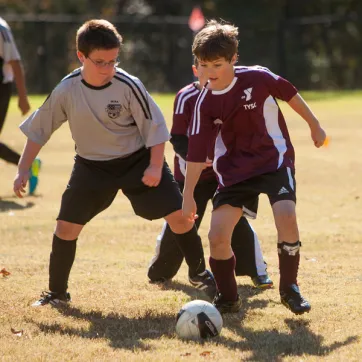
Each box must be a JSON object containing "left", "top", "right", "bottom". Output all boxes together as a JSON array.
[{"left": 0, "top": 93, "right": 361, "bottom": 361}]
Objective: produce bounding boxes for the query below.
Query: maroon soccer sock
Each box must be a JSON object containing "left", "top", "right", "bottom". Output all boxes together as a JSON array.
[
  {"left": 278, "top": 241, "right": 301, "bottom": 292},
  {"left": 209, "top": 255, "right": 238, "bottom": 301}
]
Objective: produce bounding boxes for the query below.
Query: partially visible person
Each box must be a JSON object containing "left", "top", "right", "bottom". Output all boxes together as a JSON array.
[
  {"left": 148, "top": 60, "right": 273, "bottom": 289},
  {"left": 0, "top": 16, "right": 40, "bottom": 194}
]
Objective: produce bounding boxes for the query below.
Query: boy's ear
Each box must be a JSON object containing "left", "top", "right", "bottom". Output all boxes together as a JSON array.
[
  {"left": 77, "top": 51, "right": 85, "bottom": 63},
  {"left": 230, "top": 54, "right": 238, "bottom": 65},
  {"left": 192, "top": 65, "right": 198, "bottom": 78}
]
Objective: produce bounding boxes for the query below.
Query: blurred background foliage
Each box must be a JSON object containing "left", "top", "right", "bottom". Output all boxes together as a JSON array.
[{"left": 1, "top": 0, "right": 361, "bottom": 93}]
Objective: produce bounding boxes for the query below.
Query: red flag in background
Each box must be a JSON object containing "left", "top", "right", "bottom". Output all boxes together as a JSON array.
[{"left": 188, "top": 7, "right": 205, "bottom": 32}]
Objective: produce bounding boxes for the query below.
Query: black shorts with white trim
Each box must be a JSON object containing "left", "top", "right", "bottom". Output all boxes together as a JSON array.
[{"left": 212, "top": 167, "right": 296, "bottom": 219}]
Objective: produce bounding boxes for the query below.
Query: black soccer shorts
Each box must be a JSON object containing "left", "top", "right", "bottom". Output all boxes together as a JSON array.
[
  {"left": 212, "top": 167, "right": 296, "bottom": 219},
  {"left": 57, "top": 147, "right": 182, "bottom": 225}
]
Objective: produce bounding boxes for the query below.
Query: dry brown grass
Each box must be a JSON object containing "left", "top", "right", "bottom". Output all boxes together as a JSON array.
[{"left": 0, "top": 92, "right": 361, "bottom": 361}]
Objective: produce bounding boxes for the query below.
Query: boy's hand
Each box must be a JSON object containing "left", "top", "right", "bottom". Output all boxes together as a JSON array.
[
  {"left": 142, "top": 164, "right": 162, "bottom": 187},
  {"left": 202, "top": 157, "right": 213, "bottom": 170},
  {"left": 18, "top": 96, "right": 30, "bottom": 116},
  {"left": 13, "top": 170, "right": 30, "bottom": 198},
  {"left": 182, "top": 194, "right": 198, "bottom": 222},
  {"left": 310, "top": 125, "right": 326, "bottom": 148}
]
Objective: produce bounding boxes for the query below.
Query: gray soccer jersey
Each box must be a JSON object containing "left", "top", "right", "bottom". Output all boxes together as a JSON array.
[{"left": 20, "top": 68, "right": 170, "bottom": 160}]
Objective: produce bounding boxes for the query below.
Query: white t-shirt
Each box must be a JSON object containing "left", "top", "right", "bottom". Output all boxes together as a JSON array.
[
  {"left": 0, "top": 17, "right": 21, "bottom": 84},
  {"left": 20, "top": 67, "right": 170, "bottom": 160}
]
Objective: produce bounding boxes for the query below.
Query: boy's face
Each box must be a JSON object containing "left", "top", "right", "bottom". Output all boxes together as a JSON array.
[
  {"left": 197, "top": 54, "right": 237, "bottom": 91},
  {"left": 77, "top": 48, "right": 119, "bottom": 84}
]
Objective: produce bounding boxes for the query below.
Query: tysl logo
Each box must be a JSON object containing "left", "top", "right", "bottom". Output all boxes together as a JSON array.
[{"left": 241, "top": 87, "right": 257, "bottom": 110}]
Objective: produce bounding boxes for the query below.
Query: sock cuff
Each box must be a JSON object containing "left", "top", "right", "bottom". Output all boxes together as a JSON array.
[
  {"left": 53, "top": 234, "right": 77, "bottom": 243},
  {"left": 209, "top": 254, "right": 236, "bottom": 265},
  {"left": 278, "top": 241, "right": 301, "bottom": 256},
  {"left": 53, "top": 234, "right": 77, "bottom": 253}
]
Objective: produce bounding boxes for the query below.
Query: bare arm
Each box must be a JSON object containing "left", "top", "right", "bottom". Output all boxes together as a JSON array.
[
  {"left": 9, "top": 59, "right": 30, "bottom": 115},
  {"left": 14, "top": 139, "right": 42, "bottom": 197},
  {"left": 182, "top": 161, "right": 205, "bottom": 221},
  {"left": 142, "top": 142, "right": 165, "bottom": 187},
  {"left": 287, "top": 93, "right": 326, "bottom": 147}
]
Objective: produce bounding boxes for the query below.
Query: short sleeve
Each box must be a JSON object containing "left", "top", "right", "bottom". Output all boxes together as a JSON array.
[
  {"left": 128, "top": 77, "right": 170, "bottom": 147},
  {"left": 259, "top": 68, "right": 298, "bottom": 102},
  {"left": 19, "top": 84, "right": 68, "bottom": 145}
]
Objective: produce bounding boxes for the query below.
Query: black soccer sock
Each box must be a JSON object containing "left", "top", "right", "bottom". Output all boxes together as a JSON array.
[
  {"left": 49, "top": 234, "right": 77, "bottom": 294},
  {"left": 278, "top": 241, "right": 301, "bottom": 292},
  {"left": 172, "top": 225, "right": 206, "bottom": 278},
  {"left": 147, "top": 224, "right": 184, "bottom": 281},
  {"left": 0, "top": 142, "right": 20, "bottom": 165},
  {"left": 231, "top": 217, "right": 258, "bottom": 277}
]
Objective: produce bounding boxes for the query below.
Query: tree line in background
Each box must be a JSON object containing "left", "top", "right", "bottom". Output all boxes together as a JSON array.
[{"left": 1, "top": 0, "right": 362, "bottom": 93}]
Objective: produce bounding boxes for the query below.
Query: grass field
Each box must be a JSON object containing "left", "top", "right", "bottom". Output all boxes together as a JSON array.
[{"left": 1, "top": 92, "right": 362, "bottom": 361}]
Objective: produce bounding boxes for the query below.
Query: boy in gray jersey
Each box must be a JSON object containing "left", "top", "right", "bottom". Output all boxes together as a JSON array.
[{"left": 13, "top": 19, "right": 216, "bottom": 307}]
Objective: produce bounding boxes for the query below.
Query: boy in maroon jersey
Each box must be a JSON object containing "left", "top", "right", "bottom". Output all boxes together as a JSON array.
[
  {"left": 183, "top": 20, "right": 326, "bottom": 314},
  {"left": 148, "top": 60, "right": 273, "bottom": 289}
]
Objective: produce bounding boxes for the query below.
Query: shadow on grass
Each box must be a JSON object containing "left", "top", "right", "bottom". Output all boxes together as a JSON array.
[
  {"left": 221, "top": 317, "right": 359, "bottom": 360},
  {"left": 153, "top": 279, "right": 267, "bottom": 301},
  {"left": 0, "top": 199, "right": 35, "bottom": 212},
  {"left": 27, "top": 284, "right": 268, "bottom": 352},
  {"left": 27, "top": 284, "right": 359, "bottom": 357},
  {"left": 30, "top": 307, "right": 176, "bottom": 350}
]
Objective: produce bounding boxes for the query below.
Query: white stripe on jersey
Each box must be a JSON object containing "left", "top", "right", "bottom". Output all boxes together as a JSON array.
[
  {"left": 235, "top": 65, "right": 279, "bottom": 80},
  {"left": 176, "top": 153, "right": 187, "bottom": 176},
  {"left": 213, "top": 130, "right": 226, "bottom": 186},
  {"left": 263, "top": 95, "right": 287, "bottom": 168},
  {"left": 287, "top": 167, "right": 295, "bottom": 190},
  {"left": 175, "top": 86, "right": 199, "bottom": 114},
  {"left": 191, "top": 87, "right": 208, "bottom": 135}
]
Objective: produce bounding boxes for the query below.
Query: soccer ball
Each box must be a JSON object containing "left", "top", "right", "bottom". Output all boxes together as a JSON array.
[{"left": 175, "top": 300, "right": 223, "bottom": 340}]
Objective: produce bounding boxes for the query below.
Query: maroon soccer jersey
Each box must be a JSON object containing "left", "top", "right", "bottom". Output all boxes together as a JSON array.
[
  {"left": 172, "top": 82, "right": 215, "bottom": 182},
  {"left": 187, "top": 66, "right": 298, "bottom": 188}
]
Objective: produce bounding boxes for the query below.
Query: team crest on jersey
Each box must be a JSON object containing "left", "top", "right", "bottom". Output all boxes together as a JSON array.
[{"left": 105, "top": 101, "right": 122, "bottom": 119}]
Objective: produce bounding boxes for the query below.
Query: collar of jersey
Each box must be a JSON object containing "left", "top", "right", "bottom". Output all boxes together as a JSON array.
[
  {"left": 211, "top": 77, "right": 238, "bottom": 95},
  {"left": 81, "top": 79, "right": 112, "bottom": 90}
]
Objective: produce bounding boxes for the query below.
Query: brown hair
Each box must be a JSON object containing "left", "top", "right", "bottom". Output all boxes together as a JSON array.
[
  {"left": 76, "top": 19, "right": 123, "bottom": 57},
  {"left": 192, "top": 19, "right": 239, "bottom": 62}
]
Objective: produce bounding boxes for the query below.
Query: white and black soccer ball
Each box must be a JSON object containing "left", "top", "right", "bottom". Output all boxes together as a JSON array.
[{"left": 175, "top": 300, "right": 223, "bottom": 340}]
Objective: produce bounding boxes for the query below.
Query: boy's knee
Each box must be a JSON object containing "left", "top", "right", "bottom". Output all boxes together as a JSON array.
[
  {"left": 55, "top": 220, "right": 83, "bottom": 240},
  {"left": 208, "top": 228, "right": 228, "bottom": 248},
  {"left": 273, "top": 201, "right": 297, "bottom": 224},
  {"left": 166, "top": 210, "right": 193, "bottom": 234}
]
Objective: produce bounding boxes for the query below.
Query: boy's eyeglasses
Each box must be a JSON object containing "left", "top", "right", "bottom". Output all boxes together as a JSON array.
[{"left": 87, "top": 57, "right": 120, "bottom": 68}]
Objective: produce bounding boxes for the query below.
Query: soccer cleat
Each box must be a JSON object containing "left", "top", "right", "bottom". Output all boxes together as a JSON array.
[
  {"left": 29, "top": 158, "right": 41, "bottom": 195},
  {"left": 32, "top": 291, "right": 71, "bottom": 307},
  {"left": 189, "top": 270, "right": 217, "bottom": 300},
  {"left": 251, "top": 274, "right": 274, "bottom": 289},
  {"left": 280, "top": 284, "right": 311, "bottom": 315},
  {"left": 212, "top": 292, "right": 242, "bottom": 314}
]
